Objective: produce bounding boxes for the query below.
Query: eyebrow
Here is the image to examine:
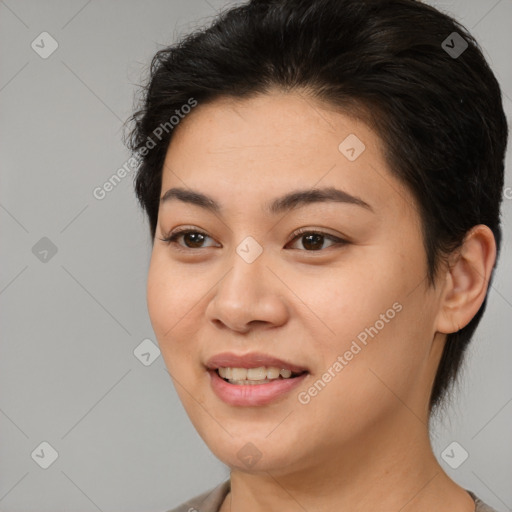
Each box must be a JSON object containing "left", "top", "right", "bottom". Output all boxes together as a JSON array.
[{"left": 159, "top": 186, "right": 373, "bottom": 215}]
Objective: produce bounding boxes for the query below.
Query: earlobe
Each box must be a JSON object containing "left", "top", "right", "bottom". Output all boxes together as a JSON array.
[{"left": 435, "top": 225, "right": 497, "bottom": 334}]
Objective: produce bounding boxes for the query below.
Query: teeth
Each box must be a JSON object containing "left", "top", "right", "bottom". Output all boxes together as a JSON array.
[
  {"left": 267, "top": 367, "right": 280, "bottom": 379},
  {"left": 217, "top": 366, "right": 299, "bottom": 382},
  {"left": 247, "top": 367, "right": 267, "bottom": 380},
  {"left": 230, "top": 367, "right": 248, "bottom": 380}
]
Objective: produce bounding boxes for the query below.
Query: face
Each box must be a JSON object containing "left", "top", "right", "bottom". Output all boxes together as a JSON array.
[{"left": 147, "top": 91, "right": 446, "bottom": 476}]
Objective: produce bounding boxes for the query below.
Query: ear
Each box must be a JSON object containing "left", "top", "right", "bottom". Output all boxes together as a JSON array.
[{"left": 435, "top": 225, "right": 497, "bottom": 334}]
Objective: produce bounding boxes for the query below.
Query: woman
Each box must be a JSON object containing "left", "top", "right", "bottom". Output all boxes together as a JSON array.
[{"left": 126, "top": 0, "right": 508, "bottom": 510}]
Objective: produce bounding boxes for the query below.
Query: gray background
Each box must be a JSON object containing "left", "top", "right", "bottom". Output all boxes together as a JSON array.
[{"left": 0, "top": 0, "right": 511, "bottom": 510}]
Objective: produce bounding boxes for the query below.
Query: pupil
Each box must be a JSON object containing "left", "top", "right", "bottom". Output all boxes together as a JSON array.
[
  {"left": 185, "top": 233, "right": 204, "bottom": 248},
  {"left": 303, "top": 233, "right": 323, "bottom": 250}
]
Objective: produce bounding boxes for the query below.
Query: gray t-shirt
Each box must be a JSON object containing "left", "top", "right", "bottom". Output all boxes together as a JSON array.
[{"left": 166, "top": 479, "right": 499, "bottom": 512}]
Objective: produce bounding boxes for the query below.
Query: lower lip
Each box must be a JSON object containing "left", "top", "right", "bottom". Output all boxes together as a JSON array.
[{"left": 208, "top": 369, "right": 308, "bottom": 406}]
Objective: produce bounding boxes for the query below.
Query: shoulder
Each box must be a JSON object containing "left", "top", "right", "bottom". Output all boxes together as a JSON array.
[
  {"left": 164, "top": 479, "right": 231, "bottom": 512},
  {"left": 467, "top": 490, "right": 500, "bottom": 512},
  {"left": 163, "top": 483, "right": 498, "bottom": 512}
]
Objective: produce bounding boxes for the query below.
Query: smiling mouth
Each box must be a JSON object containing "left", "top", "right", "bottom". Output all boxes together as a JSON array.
[{"left": 215, "top": 366, "right": 308, "bottom": 385}]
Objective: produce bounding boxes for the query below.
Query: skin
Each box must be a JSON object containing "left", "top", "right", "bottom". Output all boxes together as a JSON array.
[{"left": 146, "top": 90, "right": 496, "bottom": 512}]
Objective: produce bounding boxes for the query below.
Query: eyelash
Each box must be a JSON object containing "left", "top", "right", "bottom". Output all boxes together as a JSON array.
[{"left": 158, "top": 227, "right": 348, "bottom": 253}]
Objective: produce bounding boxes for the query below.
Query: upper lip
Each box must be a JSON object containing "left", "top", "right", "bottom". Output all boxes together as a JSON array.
[{"left": 205, "top": 352, "right": 308, "bottom": 374}]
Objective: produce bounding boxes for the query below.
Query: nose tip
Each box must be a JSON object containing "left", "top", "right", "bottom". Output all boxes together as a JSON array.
[
  {"left": 210, "top": 305, "right": 271, "bottom": 333},
  {"left": 206, "top": 262, "right": 290, "bottom": 333}
]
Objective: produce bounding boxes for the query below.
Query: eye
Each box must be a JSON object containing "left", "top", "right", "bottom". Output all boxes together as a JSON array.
[
  {"left": 158, "top": 227, "right": 348, "bottom": 252},
  {"left": 158, "top": 228, "right": 219, "bottom": 251},
  {"left": 286, "top": 228, "right": 348, "bottom": 251}
]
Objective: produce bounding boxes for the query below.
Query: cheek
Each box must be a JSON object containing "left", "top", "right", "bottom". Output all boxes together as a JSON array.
[
  {"left": 146, "top": 252, "right": 205, "bottom": 367},
  {"left": 294, "top": 249, "right": 433, "bottom": 383},
  {"left": 146, "top": 256, "right": 173, "bottom": 336},
  {"left": 147, "top": 252, "right": 198, "bottom": 332},
  {"left": 146, "top": 255, "right": 211, "bottom": 407},
  {"left": 293, "top": 258, "right": 403, "bottom": 344}
]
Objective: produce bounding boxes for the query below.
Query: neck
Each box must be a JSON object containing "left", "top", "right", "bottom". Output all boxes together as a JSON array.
[{"left": 221, "top": 412, "right": 475, "bottom": 512}]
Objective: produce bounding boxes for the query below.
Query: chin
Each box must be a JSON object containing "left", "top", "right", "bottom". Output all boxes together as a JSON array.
[{"left": 197, "top": 428, "right": 306, "bottom": 474}]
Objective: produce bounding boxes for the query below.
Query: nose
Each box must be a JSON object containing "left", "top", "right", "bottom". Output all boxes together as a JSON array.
[{"left": 205, "top": 251, "right": 289, "bottom": 334}]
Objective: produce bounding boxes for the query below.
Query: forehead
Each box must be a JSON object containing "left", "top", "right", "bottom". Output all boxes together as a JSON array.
[
  {"left": 167, "top": 92, "right": 366, "bottom": 163},
  {"left": 159, "top": 92, "right": 416, "bottom": 221}
]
